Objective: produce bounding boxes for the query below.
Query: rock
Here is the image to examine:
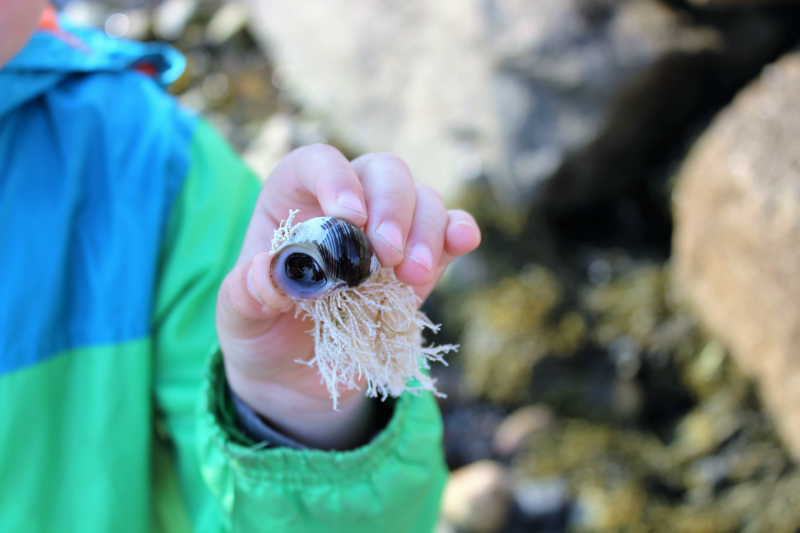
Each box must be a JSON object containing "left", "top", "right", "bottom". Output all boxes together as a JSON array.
[
  {"left": 440, "top": 460, "right": 512, "bottom": 533},
  {"left": 243, "top": 114, "right": 293, "bottom": 182},
  {"left": 206, "top": 2, "right": 249, "bottom": 45},
  {"left": 484, "top": 0, "right": 720, "bottom": 209},
  {"left": 248, "top": 0, "right": 500, "bottom": 202},
  {"left": 153, "top": 0, "right": 197, "bottom": 41},
  {"left": 492, "top": 404, "right": 555, "bottom": 456},
  {"left": 513, "top": 477, "right": 569, "bottom": 520},
  {"left": 673, "top": 51, "right": 800, "bottom": 461},
  {"left": 247, "top": 0, "right": 793, "bottom": 207}
]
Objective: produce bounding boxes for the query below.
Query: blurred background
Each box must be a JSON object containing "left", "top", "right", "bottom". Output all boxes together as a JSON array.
[{"left": 54, "top": 0, "right": 800, "bottom": 531}]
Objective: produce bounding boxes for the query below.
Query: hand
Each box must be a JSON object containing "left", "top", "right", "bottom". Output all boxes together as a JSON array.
[{"left": 216, "top": 145, "right": 481, "bottom": 449}]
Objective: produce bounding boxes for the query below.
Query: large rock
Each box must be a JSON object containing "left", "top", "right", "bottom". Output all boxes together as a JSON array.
[
  {"left": 249, "top": 0, "right": 500, "bottom": 201},
  {"left": 247, "top": 0, "right": 727, "bottom": 205},
  {"left": 673, "top": 51, "right": 800, "bottom": 461}
]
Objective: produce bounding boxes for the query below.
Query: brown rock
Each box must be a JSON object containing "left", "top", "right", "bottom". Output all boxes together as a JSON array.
[
  {"left": 673, "top": 51, "right": 800, "bottom": 461},
  {"left": 440, "top": 460, "right": 512, "bottom": 533}
]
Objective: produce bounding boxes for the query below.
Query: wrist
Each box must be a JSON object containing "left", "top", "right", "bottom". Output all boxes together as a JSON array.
[{"left": 224, "top": 359, "right": 375, "bottom": 450}]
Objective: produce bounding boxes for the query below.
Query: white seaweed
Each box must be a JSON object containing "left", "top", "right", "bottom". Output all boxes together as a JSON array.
[{"left": 270, "top": 210, "right": 456, "bottom": 409}]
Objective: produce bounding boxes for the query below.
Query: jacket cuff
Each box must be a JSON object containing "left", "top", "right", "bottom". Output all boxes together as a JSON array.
[
  {"left": 197, "top": 348, "right": 448, "bottom": 533},
  {"left": 225, "top": 360, "right": 395, "bottom": 451},
  {"left": 228, "top": 387, "right": 311, "bottom": 450}
]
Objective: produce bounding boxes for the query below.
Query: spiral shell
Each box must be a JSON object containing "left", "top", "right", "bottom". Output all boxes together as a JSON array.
[{"left": 269, "top": 216, "right": 381, "bottom": 301}]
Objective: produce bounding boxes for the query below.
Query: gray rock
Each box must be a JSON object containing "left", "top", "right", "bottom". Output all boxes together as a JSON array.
[
  {"left": 248, "top": 0, "right": 500, "bottom": 202},
  {"left": 246, "top": 0, "right": 722, "bottom": 205},
  {"left": 673, "top": 51, "right": 800, "bottom": 461},
  {"left": 485, "top": 0, "right": 720, "bottom": 208}
]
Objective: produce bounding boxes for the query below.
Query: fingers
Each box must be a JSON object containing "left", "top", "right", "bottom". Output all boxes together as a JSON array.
[
  {"left": 443, "top": 209, "right": 481, "bottom": 258},
  {"left": 231, "top": 147, "right": 481, "bottom": 327},
  {"left": 411, "top": 209, "right": 481, "bottom": 301},
  {"left": 394, "top": 184, "right": 448, "bottom": 286},
  {"left": 290, "top": 145, "right": 368, "bottom": 223},
  {"left": 239, "top": 144, "right": 368, "bottom": 262},
  {"left": 267, "top": 145, "right": 368, "bottom": 224},
  {"left": 351, "top": 153, "right": 480, "bottom": 289},
  {"left": 351, "top": 153, "right": 416, "bottom": 268},
  {"left": 217, "top": 252, "right": 294, "bottom": 332}
]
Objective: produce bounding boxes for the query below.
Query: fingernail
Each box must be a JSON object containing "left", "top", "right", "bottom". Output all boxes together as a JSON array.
[
  {"left": 336, "top": 192, "right": 367, "bottom": 218},
  {"left": 408, "top": 244, "right": 434, "bottom": 273},
  {"left": 455, "top": 221, "right": 481, "bottom": 239},
  {"left": 376, "top": 222, "right": 404, "bottom": 255}
]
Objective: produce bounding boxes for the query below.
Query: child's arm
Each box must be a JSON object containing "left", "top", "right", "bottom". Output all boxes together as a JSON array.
[
  {"left": 154, "top": 117, "right": 479, "bottom": 532},
  {"left": 216, "top": 144, "right": 480, "bottom": 450}
]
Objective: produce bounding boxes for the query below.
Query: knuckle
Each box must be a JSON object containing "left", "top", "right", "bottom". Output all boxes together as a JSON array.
[
  {"left": 416, "top": 184, "right": 445, "bottom": 208},
  {"left": 384, "top": 190, "right": 416, "bottom": 217},
  {"left": 362, "top": 152, "right": 412, "bottom": 178},
  {"left": 416, "top": 185, "right": 447, "bottom": 223}
]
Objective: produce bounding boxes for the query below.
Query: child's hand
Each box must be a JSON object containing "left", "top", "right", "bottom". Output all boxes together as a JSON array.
[{"left": 216, "top": 145, "right": 481, "bottom": 449}]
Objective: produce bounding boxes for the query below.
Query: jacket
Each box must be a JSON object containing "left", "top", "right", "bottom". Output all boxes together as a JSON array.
[{"left": 0, "top": 11, "right": 447, "bottom": 533}]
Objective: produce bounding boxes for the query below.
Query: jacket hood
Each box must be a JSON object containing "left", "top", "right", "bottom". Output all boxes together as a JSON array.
[{"left": 0, "top": 9, "right": 184, "bottom": 118}]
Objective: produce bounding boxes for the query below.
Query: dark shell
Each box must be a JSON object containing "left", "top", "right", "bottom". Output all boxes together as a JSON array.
[
  {"left": 314, "top": 217, "right": 376, "bottom": 288},
  {"left": 270, "top": 216, "right": 381, "bottom": 301}
]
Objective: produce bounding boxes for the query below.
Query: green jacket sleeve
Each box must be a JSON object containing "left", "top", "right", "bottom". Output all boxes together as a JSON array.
[{"left": 152, "top": 118, "right": 448, "bottom": 533}]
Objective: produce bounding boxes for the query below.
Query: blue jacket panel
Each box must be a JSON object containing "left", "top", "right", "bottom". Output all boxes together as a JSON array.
[{"left": 0, "top": 16, "right": 196, "bottom": 374}]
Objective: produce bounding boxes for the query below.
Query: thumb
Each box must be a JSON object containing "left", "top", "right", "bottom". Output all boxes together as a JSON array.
[{"left": 217, "top": 251, "right": 294, "bottom": 331}]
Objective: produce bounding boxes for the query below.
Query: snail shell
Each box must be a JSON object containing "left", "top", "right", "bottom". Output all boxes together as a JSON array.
[{"left": 269, "top": 216, "right": 381, "bottom": 301}]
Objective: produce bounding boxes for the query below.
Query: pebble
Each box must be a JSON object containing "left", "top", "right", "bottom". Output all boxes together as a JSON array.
[
  {"left": 440, "top": 460, "right": 512, "bottom": 533},
  {"left": 513, "top": 477, "right": 568, "bottom": 519}
]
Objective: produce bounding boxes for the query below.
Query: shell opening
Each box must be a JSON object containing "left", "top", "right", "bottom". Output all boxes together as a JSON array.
[
  {"left": 270, "top": 216, "right": 380, "bottom": 301},
  {"left": 285, "top": 253, "right": 327, "bottom": 289}
]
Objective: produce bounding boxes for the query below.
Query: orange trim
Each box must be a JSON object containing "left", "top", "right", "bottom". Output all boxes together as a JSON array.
[
  {"left": 38, "top": 5, "right": 60, "bottom": 31},
  {"left": 37, "top": 4, "right": 90, "bottom": 53}
]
